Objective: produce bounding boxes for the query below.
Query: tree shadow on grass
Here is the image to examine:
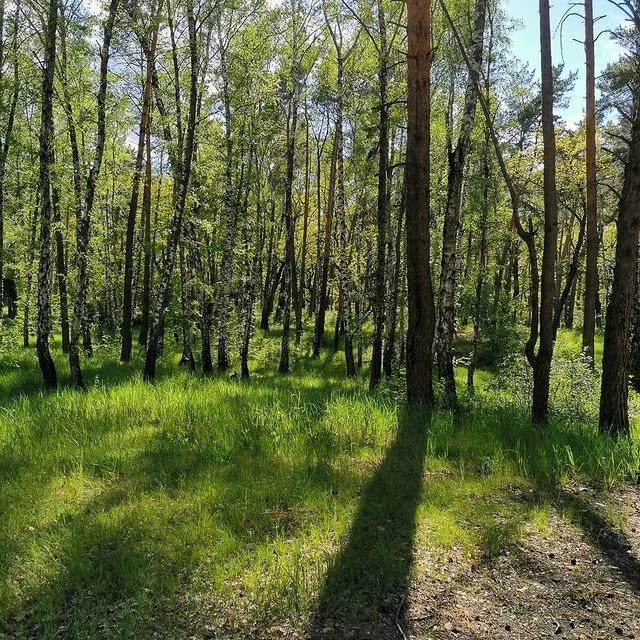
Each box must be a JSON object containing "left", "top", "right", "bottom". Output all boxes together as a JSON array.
[
  {"left": 550, "top": 488, "right": 640, "bottom": 593},
  {"left": 0, "top": 450, "right": 364, "bottom": 639},
  {"left": 465, "top": 405, "right": 640, "bottom": 596},
  {"left": 307, "top": 406, "right": 431, "bottom": 638},
  {"left": 476, "top": 407, "right": 640, "bottom": 595}
]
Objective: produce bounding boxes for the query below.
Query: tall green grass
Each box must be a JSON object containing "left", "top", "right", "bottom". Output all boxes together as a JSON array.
[{"left": 0, "top": 324, "right": 638, "bottom": 637}]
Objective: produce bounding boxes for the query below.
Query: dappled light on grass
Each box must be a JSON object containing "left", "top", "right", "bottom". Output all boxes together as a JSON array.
[{"left": 0, "top": 328, "right": 639, "bottom": 637}]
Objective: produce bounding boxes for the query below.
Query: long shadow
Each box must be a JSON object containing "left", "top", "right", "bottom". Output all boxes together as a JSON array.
[
  {"left": 466, "top": 403, "right": 640, "bottom": 595},
  {"left": 472, "top": 409, "right": 640, "bottom": 596},
  {"left": 551, "top": 488, "right": 640, "bottom": 593},
  {"left": 308, "top": 407, "right": 430, "bottom": 637}
]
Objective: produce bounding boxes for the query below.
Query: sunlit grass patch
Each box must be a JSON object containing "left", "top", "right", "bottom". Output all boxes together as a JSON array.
[{"left": 0, "top": 326, "right": 638, "bottom": 636}]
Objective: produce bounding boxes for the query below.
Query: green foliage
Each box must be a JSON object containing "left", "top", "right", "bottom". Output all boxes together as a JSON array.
[
  {"left": 488, "top": 349, "right": 599, "bottom": 420},
  {"left": 475, "top": 323, "right": 526, "bottom": 367}
]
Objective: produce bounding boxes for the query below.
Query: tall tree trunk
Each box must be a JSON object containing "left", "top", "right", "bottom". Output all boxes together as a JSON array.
[
  {"left": 260, "top": 261, "right": 282, "bottom": 332},
  {"left": 468, "top": 12, "right": 494, "bottom": 390},
  {"left": 240, "top": 255, "right": 258, "bottom": 378},
  {"left": 511, "top": 239, "right": 520, "bottom": 321},
  {"left": 121, "top": 27, "right": 157, "bottom": 362},
  {"left": 217, "top": 23, "right": 234, "bottom": 370},
  {"left": 296, "top": 111, "right": 310, "bottom": 344},
  {"left": 435, "top": 0, "right": 486, "bottom": 404},
  {"left": 0, "top": 0, "right": 4, "bottom": 318},
  {"left": 311, "top": 124, "right": 327, "bottom": 317},
  {"left": 599, "top": 30, "right": 640, "bottom": 436},
  {"left": 631, "top": 241, "right": 640, "bottom": 390},
  {"left": 406, "top": 0, "right": 435, "bottom": 405},
  {"left": 35, "top": 0, "right": 58, "bottom": 390},
  {"left": 383, "top": 177, "right": 405, "bottom": 378},
  {"left": 279, "top": 0, "right": 303, "bottom": 374},
  {"left": 0, "top": 0, "right": 19, "bottom": 321},
  {"left": 195, "top": 223, "right": 214, "bottom": 374},
  {"left": 468, "top": 127, "right": 490, "bottom": 390},
  {"left": 68, "top": 0, "right": 119, "bottom": 389},
  {"left": 323, "top": 8, "right": 358, "bottom": 378},
  {"left": 178, "top": 238, "right": 196, "bottom": 372},
  {"left": 260, "top": 197, "right": 278, "bottom": 331},
  {"left": 139, "top": 119, "right": 153, "bottom": 346},
  {"left": 491, "top": 238, "right": 509, "bottom": 323},
  {"left": 553, "top": 211, "right": 586, "bottom": 338},
  {"left": 240, "top": 181, "right": 260, "bottom": 378},
  {"left": 312, "top": 129, "right": 337, "bottom": 356},
  {"left": 23, "top": 204, "right": 38, "bottom": 348},
  {"left": 278, "top": 88, "right": 299, "bottom": 373},
  {"left": 565, "top": 271, "right": 578, "bottom": 330},
  {"left": 52, "top": 185, "right": 70, "bottom": 353},
  {"left": 333, "top": 288, "right": 342, "bottom": 352},
  {"left": 355, "top": 246, "right": 364, "bottom": 370},
  {"left": 582, "top": 0, "right": 598, "bottom": 363},
  {"left": 334, "top": 50, "right": 356, "bottom": 378},
  {"left": 532, "top": 0, "right": 559, "bottom": 425},
  {"left": 369, "top": 0, "right": 389, "bottom": 389},
  {"left": 144, "top": 2, "right": 200, "bottom": 382}
]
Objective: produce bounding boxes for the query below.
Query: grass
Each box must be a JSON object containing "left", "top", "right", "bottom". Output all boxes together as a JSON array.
[{"left": 0, "top": 319, "right": 639, "bottom": 638}]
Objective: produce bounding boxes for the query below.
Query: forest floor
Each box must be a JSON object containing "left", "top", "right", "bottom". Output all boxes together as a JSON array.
[
  {"left": 305, "top": 483, "right": 640, "bottom": 640},
  {"left": 0, "top": 321, "right": 639, "bottom": 640}
]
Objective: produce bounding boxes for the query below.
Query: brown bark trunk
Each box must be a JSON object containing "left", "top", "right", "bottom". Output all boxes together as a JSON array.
[
  {"left": 599, "top": 30, "right": 640, "bottom": 436},
  {"left": 532, "top": 0, "right": 559, "bottom": 425},
  {"left": 406, "top": 0, "right": 435, "bottom": 405},
  {"left": 630, "top": 242, "right": 640, "bottom": 389}
]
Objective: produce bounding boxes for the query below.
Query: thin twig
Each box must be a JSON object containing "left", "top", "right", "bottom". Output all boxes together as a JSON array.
[{"left": 395, "top": 595, "right": 408, "bottom": 640}]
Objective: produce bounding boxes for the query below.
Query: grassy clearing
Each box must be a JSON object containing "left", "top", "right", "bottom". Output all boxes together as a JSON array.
[{"left": 0, "top": 322, "right": 638, "bottom": 638}]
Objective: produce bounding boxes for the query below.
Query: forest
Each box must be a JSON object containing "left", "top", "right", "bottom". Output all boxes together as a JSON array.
[{"left": 0, "top": 0, "right": 639, "bottom": 637}]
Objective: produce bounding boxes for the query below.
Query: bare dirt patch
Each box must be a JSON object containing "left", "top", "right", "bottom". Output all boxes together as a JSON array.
[{"left": 306, "top": 485, "right": 640, "bottom": 640}]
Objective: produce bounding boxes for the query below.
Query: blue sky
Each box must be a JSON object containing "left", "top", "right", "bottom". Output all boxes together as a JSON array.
[{"left": 504, "top": 0, "right": 626, "bottom": 124}]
